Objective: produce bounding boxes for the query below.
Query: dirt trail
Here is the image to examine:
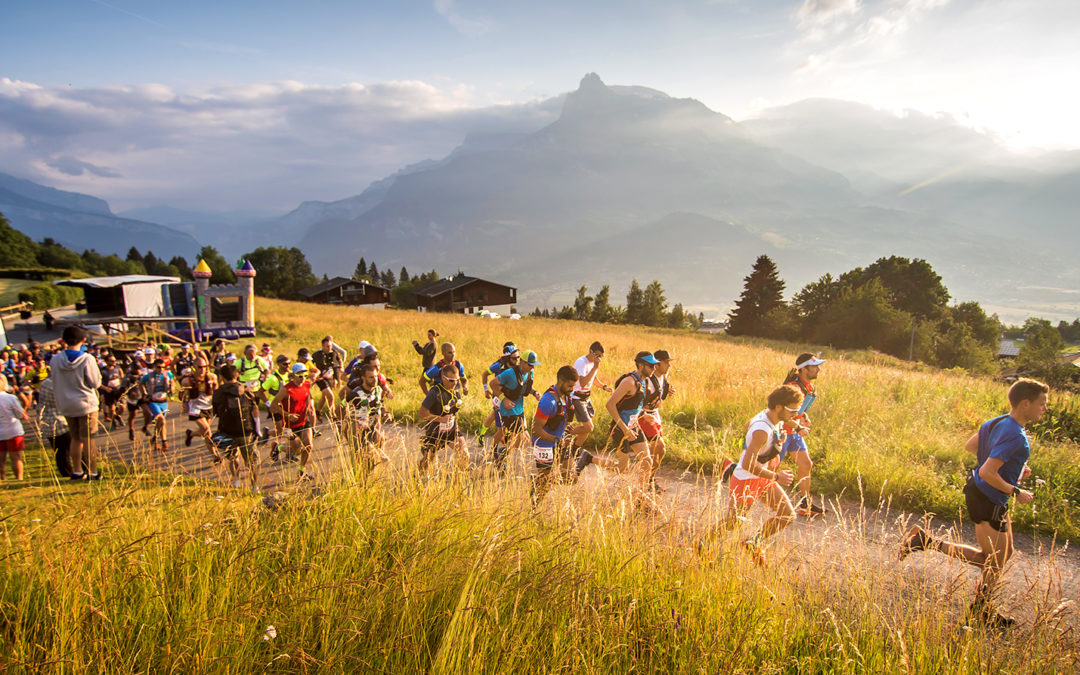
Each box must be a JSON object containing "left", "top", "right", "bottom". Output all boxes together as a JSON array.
[{"left": 81, "top": 413, "right": 1080, "bottom": 635}]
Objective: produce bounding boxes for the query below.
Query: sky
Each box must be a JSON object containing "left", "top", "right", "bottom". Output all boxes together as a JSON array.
[{"left": 1, "top": 0, "right": 1078, "bottom": 211}]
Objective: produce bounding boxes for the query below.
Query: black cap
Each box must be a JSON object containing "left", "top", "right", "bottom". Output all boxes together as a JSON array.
[{"left": 653, "top": 350, "right": 673, "bottom": 361}]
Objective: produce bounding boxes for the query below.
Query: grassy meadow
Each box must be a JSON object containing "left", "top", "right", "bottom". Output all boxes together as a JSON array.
[
  {"left": 256, "top": 298, "right": 1080, "bottom": 539},
  {"left": 3, "top": 297, "right": 1080, "bottom": 672}
]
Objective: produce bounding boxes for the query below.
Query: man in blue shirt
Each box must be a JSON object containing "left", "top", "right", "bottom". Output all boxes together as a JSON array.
[
  {"left": 900, "top": 378, "right": 1048, "bottom": 628},
  {"left": 530, "top": 365, "right": 580, "bottom": 507},
  {"left": 491, "top": 350, "right": 539, "bottom": 470}
]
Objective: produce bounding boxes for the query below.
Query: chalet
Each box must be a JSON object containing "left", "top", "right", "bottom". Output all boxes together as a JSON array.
[
  {"left": 997, "top": 339, "right": 1021, "bottom": 359},
  {"left": 299, "top": 277, "right": 390, "bottom": 308},
  {"left": 413, "top": 274, "right": 517, "bottom": 314}
]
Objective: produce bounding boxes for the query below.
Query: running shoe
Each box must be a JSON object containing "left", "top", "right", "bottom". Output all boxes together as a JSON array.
[
  {"left": 899, "top": 525, "right": 930, "bottom": 561},
  {"left": 161, "top": 441, "right": 169, "bottom": 452},
  {"left": 967, "top": 602, "right": 1016, "bottom": 629},
  {"left": 128, "top": 428, "right": 135, "bottom": 441},
  {"left": 740, "top": 538, "right": 767, "bottom": 568},
  {"left": 185, "top": 429, "right": 194, "bottom": 447},
  {"left": 720, "top": 458, "right": 736, "bottom": 485},
  {"left": 269, "top": 445, "right": 280, "bottom": 463},
  {"left": 795, "top": 495, "right": 825, "bottom": 518},
  {"left": 298, "top": 471, "right": 315, "bottom": 483}
]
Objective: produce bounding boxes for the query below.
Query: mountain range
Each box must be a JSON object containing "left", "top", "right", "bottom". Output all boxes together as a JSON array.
[
  {"left": 3, "top": 74, "right": 1077, "bottom": 322},
  {"left": 0, "top": 172, "right": 200, "bottom": 261}
]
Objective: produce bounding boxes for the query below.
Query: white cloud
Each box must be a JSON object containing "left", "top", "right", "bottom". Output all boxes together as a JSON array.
[
  {"left": 433, "top": 0, "right": 495, "bottom": 37},
  {"left": 0, "top": 78, "right": 561, "bottom": 210}
]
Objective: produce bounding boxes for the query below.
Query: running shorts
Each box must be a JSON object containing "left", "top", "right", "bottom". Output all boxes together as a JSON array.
[
  {"left": 780, "top": 433, "right": 808, "bottom": 461},
  {"left": 639, "top": 410, "right": 662, "bottom": 441},
  {"left": 502, "top": 413, "right": 526, "bottom": 434},
  {"left": 729, "top": 474, "right": 776, "bottom": 507},
  {"left": 572, "top": 397, "right": 595, "bottom": 424},
  {"left": 964, "top": 477, "right": 1009, "bottom": 533}
]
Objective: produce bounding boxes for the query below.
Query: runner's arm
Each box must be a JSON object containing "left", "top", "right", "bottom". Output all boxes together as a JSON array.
[
  {"left": 531, "top": 414, "right": 558, "bottom": 444},
  {"left": 604, "top": 379, "right": 635, "bottom": 434},
  {"left": 977, "top": 457, "right": 1022, "bottom": 496},
  {"left": 741, "top": 430, "right": 781, "bottom": 480},
  {"left": 269, "top": 387, "right": 288, "bottom": 415},
  {"left": 964, "top": 432, "right": 979, "bottom": 456}
]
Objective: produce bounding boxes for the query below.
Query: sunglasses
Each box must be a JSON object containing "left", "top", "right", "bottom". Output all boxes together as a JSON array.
[
  {"left": 784, "top": 406, "right": 799, "bottom": 413},
  {"left": 444, "top": 377, "right": 460, "bottom": 383}
]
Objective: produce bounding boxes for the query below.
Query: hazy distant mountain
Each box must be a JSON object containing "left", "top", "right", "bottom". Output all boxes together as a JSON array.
[
  {"left": 277, "top": 74, "right": 1075, "bottom": 320},
  {"left": 0, "top": 172, "right": 200, "bottom": 260},
  {"left": 117, "top": 205, "right": 286, "bottom": 259}
]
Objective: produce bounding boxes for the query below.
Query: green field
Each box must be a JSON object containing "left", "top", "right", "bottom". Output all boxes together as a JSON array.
[{"left": 0, "top": 278, "right": 38, "bottom": 305}]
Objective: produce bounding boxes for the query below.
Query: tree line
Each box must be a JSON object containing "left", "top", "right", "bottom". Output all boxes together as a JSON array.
[
  {"left": 529, "top": 281, "right": 704, "bottom": 329},
  {"left": 728, "top": 254, "right": 1079, "bottom": 387}
]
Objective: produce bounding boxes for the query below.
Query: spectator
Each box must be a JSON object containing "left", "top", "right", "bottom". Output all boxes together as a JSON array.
[
  {"left": 37, "top": 372, "right": 72, "bottom": 476},
  {"left": 0, "top": 374, "right": 29, "bottom": 480},
  {"left": 49, "top": 326, "right": 103, "bottom": 481},
  {"left": 412, "top": 330, "right": 439, "bottom": 370}
]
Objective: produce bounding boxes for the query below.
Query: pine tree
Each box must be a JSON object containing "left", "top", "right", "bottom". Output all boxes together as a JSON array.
[
  {"left": 368, "top": 261, "right": 379, "bottom": 280},
  {"left": 641, "top": 280, "right": 667, "bottom": 327},
  {"left": 353, "top": 257, "right": 368, "bottom": 281},
  {"left": 727, "top": 255, "right": 786, "bottom": 337},
  {"left": 399, "top": 266, "right": 410, "bottom": 285},
  {"left": 591, "top": 285, "right": 614, "bottom": 323},
  {"left": 625, "top": 279, "right": 645, "bottom": 325},
  {"left": 573, "top": 285, "right": 592, "bottom": 321},
  {"left": 126, "top": 246, "right": 143, "bottom": 263},
  {"left": 381, "top": 269, "right": 396, "bottom": 288},
  {"left": 667, "top": 303, "right": 686, "bottom": 329}
]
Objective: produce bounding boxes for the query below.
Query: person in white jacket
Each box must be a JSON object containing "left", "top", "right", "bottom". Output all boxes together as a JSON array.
[
  {"left": 49, "top": 326, "right": 102, "bottom": 481},
  {"left": 0, "top": 374, "right": 29, "bottom": 480}
]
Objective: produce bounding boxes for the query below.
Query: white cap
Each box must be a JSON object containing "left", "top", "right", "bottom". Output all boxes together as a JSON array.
[{"left": 357, "top": 339, "right": 372, "bottom": 350}]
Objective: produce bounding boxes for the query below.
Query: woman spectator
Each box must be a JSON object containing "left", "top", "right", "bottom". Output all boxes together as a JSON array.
[{"left": 0, "top": 374, "right": 30, "bottom": 480}]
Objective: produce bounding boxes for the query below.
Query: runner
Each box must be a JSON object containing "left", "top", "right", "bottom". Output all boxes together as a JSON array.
[
  {"left": 173, "top": 344, "right": 195, "bottom": 378},
  {"left": 260, "top": 354, "right": 292, "bottom": 462},
  {"left": 412, "top": 329, "right": 439, "bottom": 371},
  {"left": 311, "top": 335, "right": 346, "bottom": 419},
  {"left": 141, "top": 358, "right": 175, "bottom": 452},
  {"left": 122, "top": 351, "right": 150, "bottom": 441},
  {"left": 97, "top": 353, "right": 126, "bottom": 430},
  {"left": 181, "top": 355, "right": 219, "bottom": 461},
  {"left": 698, "top": 384, "right": 804, "bottom": 567},
  {"left": 639, "top": 349, "right": 675, "bottom": 493},
  {"left": 478, "top": 342, "right": 518, "bottom": 449},
  {"left": 420, "top": 343, "right": 468, "bottom": 396},
  {"left": 900, "top": 378, "right": 1048, "bottom": 628},
  {"left": 209, "top": 339, "right": 230, "bottom": 371},
  {"left": 237, "top": 343, "right": 269, "bottom": 393},
  {"left": 491, "top": 349, "right": 539, "bottom": 471},
  {"left": 569, "top": 342, "right": 613, "bottom": 467},
  {"left": 269, "top": 363, "right": 317, "bottom": 481},
  {"left": 211, "top": 364, "right": 262, "bottom": 490},
  {"left": 340, "top": 362, "right": 388, "bottom": 470},
  {"left": 416, "top": 363, "right": 468, "bottom": 476},
  {"left": 780, "top": 352, "right": 827, "bottom": 517},
  {"left": 574, "top": 350, "right": 655, "bottom": 482},
  {"left": 529, "top": 365, "right": 580, "bottom": 507}
]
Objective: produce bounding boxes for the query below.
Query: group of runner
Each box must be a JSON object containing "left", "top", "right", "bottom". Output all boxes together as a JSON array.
[{"left": 13, "top": 324, "right": 1050, "bottom": 628}]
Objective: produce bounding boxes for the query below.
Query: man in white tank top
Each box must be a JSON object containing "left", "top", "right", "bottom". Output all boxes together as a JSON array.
[{"left": 698, "top": 384, "right": 804, "bottom": 567}]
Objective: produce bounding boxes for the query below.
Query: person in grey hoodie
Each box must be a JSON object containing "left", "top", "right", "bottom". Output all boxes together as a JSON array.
[{"left": 50, "top": 326, "right": 102, "bottom": 480}]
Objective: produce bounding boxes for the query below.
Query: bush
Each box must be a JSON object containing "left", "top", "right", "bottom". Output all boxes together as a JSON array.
[{"left": 17, "top": 282, "right": 83, "bottom": 311}]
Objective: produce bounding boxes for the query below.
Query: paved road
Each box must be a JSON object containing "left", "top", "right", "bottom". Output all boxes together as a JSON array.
[{"left": 79, "top": 409, "right": 1080, "bottom": 637}]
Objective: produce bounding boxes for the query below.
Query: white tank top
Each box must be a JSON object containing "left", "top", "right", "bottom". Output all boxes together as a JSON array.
[{"left": 732, "top": 409, "right": 782, "bottom": 482}]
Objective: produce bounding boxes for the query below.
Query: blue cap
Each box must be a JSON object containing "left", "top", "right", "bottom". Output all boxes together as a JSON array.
[{"left": 635, "top": 350, "right": 660, "bottom": 365}]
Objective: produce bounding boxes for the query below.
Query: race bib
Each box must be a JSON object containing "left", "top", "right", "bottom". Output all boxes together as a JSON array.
[
  {"left": 107, "top": 378, "right": 121, "bottom": 388},
  {"left": 352, "top": 406, "right": 371, "bottom": 424},
  {"left": 533, "top": 445, "right": 554, "bottom": 463},
  {"left": 626, "top": 413, "right": 639, "bottom": 429},
  {"left": 438, "top": 416, "right": 455, "bottom": 433},
  {"left": 322, "top": 369, "right": 333, "bottom": 380},
  {"left": 491, "top": 396, "right": 501, "bottom": 410},
  {"left": 151, "top": 392, "right": 168, "bottom": 402}
]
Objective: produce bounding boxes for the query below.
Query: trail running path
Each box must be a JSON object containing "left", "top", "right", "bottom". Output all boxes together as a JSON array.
[{"left": 67, "top": 412, "right": 1080, "bottom": 636}]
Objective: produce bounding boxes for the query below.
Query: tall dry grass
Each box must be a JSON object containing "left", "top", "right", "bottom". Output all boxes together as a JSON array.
[{"left": 254, "top": 298, "right": 1080, "bottom": 538}]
